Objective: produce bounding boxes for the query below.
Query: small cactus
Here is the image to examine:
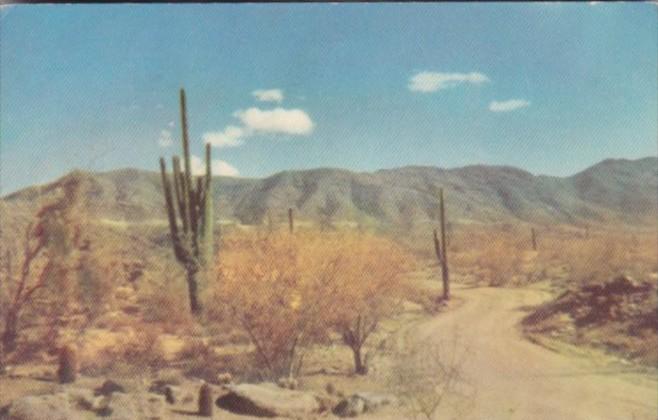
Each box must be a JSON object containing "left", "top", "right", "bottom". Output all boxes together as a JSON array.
[
  {"left": 198, "top": 382, "right": 214, "bottom": 417},
  {"left": 57, "top": 345, "right": 77, "bottom": 384},
  {"left": 325, "top": 382, "right": 336, "bottom": 395}
]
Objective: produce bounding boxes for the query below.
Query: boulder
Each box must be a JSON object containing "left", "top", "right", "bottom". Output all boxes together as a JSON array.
[
  {"left": 66, "top": 387, "right": 110, "bottom": 412},
  {"left": 216, "top": 372, "right": 233, "bottom": 385},
  {"left": 332, "top": 395, "right": 365, "bottom": 417},
  {"left": 276, "top": 376, "right": 298, "bottom": 390},
  {"left": 216, "top": 383, "right": 324, "bottom": 417},
  {"left": 95, "top": 379, "right": 126, "bottom": 396},
  {"left": 332, "top": 392, "right": 397, "bottom": 417}
]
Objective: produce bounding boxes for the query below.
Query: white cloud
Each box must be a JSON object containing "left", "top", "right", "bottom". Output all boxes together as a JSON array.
[
  {"left": 408, "top": 71, "right": 490, "bottom": 93},
  {"left": 488, "top": 99, "right": 531, "bottom": 112},
  {"left": 252, "top": 89, "right": 284, "bottom": 103},
  {"left": 234, "top": 107, "right": 314, "bottom": 136},
  {"left": 158, "top": 129, "right": 173, "bottom": 147},
  {"left": 203, "top": 125, "right": 245, "bottom": 148},
  {"left": 167, "top": 121, "right": 175, "bottom": 128},
  {"left": 190, "top": 155, "right": 240, "bottom": 177}
]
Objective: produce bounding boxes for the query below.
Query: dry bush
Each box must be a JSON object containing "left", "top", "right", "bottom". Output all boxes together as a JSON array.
[
  {"left": 0, "top": 181, "right": 84, "bottom": 359},
  {"left": 472, "top": 234, "right": 526, "bottom": 287},
  {"left": 79, "top": 326, "right": 166, "bottom": 376},
  {"left": 139, "top": 266, "right": 195, "bottom": 332},
  {"left": 212, "top": 228, "right": 415, "bottom": 379},
  {"left": 212, "top": 229, "right": 337, "bottom": 379},
  {"left": 390, "top": 334, "right": 475, "bottom": 420},
  {"left": 329, "top": 232, "right": 413, "bottom": 374},
  {"left": 541, "top": 231, "right": 658, "bottom": 284}
]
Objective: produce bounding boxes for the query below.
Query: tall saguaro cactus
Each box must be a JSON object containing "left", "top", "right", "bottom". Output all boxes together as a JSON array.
[
  {"left": 159, "top": 89, "right": 215, "bottom": 314},
  {"left": 432, "top": 188, "right": 450, "bottom": 301}
]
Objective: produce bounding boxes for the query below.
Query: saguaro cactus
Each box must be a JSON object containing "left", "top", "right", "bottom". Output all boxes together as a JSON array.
[
  {"left": 159, "top": 89, "right": 215, "bottom": 314},
  {"left": 432, "top": 188, "right": 450, "bottom": 301},
  {"left": 198, "top": 383, "right": 214, "bottom": 417},
  {"left": 57, "top": 345, "right": 77, "bottom": 384},
  {"left": 531, "top": 227, "right": 537, "bottom": 251},
  {"left": 288, "top": 208, "right": 294, "bottom": 234}
]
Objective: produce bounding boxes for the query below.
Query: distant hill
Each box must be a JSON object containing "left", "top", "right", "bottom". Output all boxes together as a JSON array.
[{"left": 2, "top": 157, "right": 657, "bottom": 233}]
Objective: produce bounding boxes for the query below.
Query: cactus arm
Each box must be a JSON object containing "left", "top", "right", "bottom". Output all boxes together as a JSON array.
[
  {"left": 160, "top": 158, "right": 187, "bottom": 262},
  {"left": 172, "top": 156, "right": 189, "bottom": 234},
  {"left": 180, "top": 88, "right": 198, "bottom": 246},
  {"left": 202, "top": 143, "right": 214, "bottom": 265}
]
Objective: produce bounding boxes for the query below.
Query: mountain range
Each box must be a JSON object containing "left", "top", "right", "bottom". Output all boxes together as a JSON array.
[{"left": 2, "top": 157, "right": 656, "bottom": 234}]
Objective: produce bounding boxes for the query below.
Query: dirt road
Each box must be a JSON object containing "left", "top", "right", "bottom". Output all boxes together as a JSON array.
[{"left": 404, "top": 285, "right": 657, "bottom": 420}]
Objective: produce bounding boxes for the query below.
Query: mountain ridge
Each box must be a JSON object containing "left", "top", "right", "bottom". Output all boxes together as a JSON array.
[{"left": 2, "top": 157, "right": 656, "bottom": 230}]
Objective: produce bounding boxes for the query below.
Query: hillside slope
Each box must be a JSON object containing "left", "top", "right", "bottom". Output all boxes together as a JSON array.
[{"left": 1, "top": 157, "right": 656, "bottom": 231}]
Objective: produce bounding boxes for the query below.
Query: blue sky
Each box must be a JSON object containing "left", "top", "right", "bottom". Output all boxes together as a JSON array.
[{"left": 1, "top": 2, "right": 656, "bottom": 193}]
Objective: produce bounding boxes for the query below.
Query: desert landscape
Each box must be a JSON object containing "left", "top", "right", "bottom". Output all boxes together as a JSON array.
[
  {"left": 0, "top": 96, "right": 656, "bottom": 418},
  {"left": 1, "top": 2, "right": 657, "bottom": 419}
]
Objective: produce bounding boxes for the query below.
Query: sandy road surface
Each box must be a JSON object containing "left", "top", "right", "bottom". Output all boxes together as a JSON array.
[{"left": 403, "top": 285, "right": 658, "bottom": 420}]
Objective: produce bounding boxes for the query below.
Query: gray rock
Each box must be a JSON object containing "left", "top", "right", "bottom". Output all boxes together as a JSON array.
[
  {"left": 332, "top": 395, "right": 366, "bottom": 417},
  {"left": 65, "top": 387, "right": 109, "bottom": 412},
  {"left": 95, "top": 379, "right": 126, "bottom": 396},
  {"left": 216, "top": 383, "right": 324, "bottom": 417},
  {"left": 276, "top": 376, "right": 298, "bottom": 390},
  {"left": 332, "top": 392, "right": 397, "bottom": 417}
]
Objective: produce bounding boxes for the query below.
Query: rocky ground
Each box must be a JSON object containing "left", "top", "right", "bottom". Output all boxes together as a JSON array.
[
  {"left": 522, "top": 274, "right": 658, "bottom": 366},
  {"left": 2, "top": 282, "right": 657, "bottom": 420}
]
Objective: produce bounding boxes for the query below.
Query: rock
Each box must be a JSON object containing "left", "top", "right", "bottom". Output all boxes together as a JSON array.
[
  {"left": 333, "top": 395, "right": 365, "bottom": 417},
  {"left": 216, "top": 383, "right": 324, "bottom": 417},
  {"left": 95, "top": 379, "right": 126, "bottom": 396},
  {"left": 276, "top": 376, "right": 298, "bottom": 390},
  {"left": 66, "top": 387, "right": 104, "bottom": 411},
  {"left": 332, "top": 392, "right": 397, "bottom": 417},
  {"left": 216, "top": 372, "right": 233, "bottom": 385},
  {"left": 160, "top": 385, "right": 192, "bottom": 405},
  {"left": 7, "top": 394, "right": 84, "bottom": 420}
]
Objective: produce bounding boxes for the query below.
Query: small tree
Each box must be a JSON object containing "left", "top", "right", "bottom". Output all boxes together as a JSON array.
[
  {"left": 214, "top": 230, "right": 338, "bottom": 379},
  {"left": 214, "top": 229, "right": 414, "bottom": 378},
  {"left": 0, "top": 178, "right": 81, "bottom": 355},
  {"left": 331, "top": 233, "right": 411, "bottom": 375}
]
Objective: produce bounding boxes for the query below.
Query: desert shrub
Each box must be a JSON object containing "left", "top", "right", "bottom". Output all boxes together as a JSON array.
[
  {"left": 537, "top": 229, "right": 658, "bottom": 285},
  {"left": 390, "top": 335, "right": 474, "bottom": 420},
  {"left": 139, "top": 267, "right": 195, "bottom": 331},
  {"left": 212, "top": 228, "right": 415, "bottom": 379},
  {"left": 329, "top": 233, "right": 413, "bottom": 374},
  {"left": 78, "top": 326, "right": 166, "bottom": 376},
  {"left": 475, "top": 235, "right": 525, "bottom": 287},
  {"left": 212, "top": 229, "right": 339, "bottom": 378}
]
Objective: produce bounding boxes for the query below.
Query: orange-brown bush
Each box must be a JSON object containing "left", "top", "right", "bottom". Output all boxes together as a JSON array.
[
  {"left": 211, "top": 228, "right": 414, "bottom": 378},
  {"left": 475, "top": 235, "right": 526, "bottom": 286},
  {"left": 538, "top": 230, "right": 658, "bottom": 284}
]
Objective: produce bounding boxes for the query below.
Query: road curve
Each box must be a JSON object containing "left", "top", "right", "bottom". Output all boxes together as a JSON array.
[{"left": 408, "top": 285, "right": 658, "bottom": 420}]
